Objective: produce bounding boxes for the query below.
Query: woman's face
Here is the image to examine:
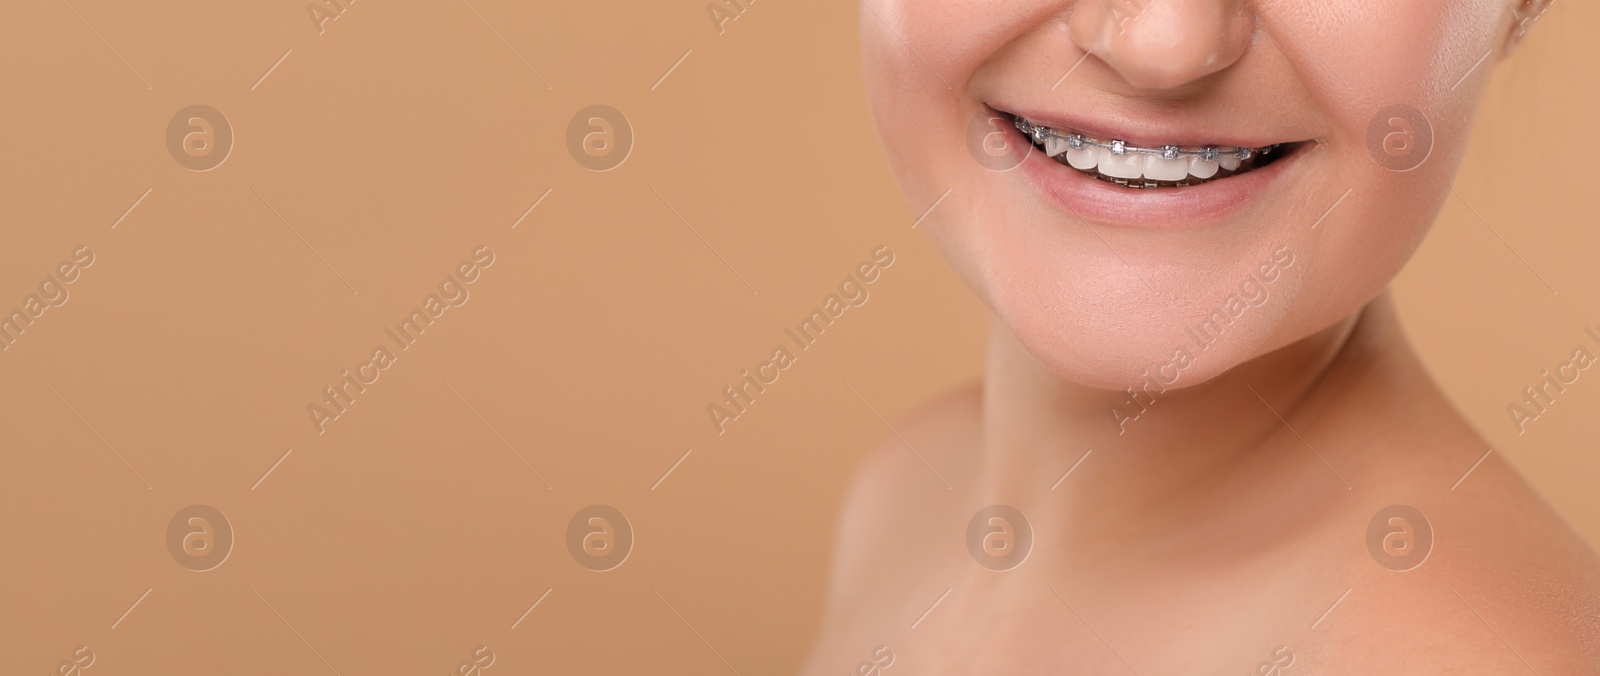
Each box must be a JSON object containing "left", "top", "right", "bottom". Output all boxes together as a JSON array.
[{"left": 864, "top": 0, "right": 1536, "bottom": 389}]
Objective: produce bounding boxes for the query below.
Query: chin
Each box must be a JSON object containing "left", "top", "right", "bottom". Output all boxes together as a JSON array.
[{"left": 1005, "top": 311, "right": 1267, "bottom": 394}]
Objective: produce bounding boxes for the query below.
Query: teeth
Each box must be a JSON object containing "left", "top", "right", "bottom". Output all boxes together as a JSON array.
[
  {"left": 1044, "top": 135, "right": 1071, "bottom": 157},
  {"left": 1013, "top": 116, "right": 1280, "bottom": 186},
  {"left": 1145, "top": 155, "right": 1189, "bottom": 181},
  {"left": 1188, "top": 155, "right": 1220, "bottom": 179},
  {"left": 1065, "top": 145, "right": 1097, "bottom": 170},
  {"left": 1097, "top": 147, "right": 1145, "bottom": 179}
]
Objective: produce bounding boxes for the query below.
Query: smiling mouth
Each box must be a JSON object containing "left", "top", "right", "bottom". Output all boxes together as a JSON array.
[{"left": 1006, "top": 113, "right": 1304, "bottom": 189}]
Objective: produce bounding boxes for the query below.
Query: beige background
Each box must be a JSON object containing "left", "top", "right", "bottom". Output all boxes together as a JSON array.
[{"left": 0, "top": 1, "right": 1595, "bottom": 673}]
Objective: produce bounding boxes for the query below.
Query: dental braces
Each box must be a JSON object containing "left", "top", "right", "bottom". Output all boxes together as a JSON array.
[{"left": 1012, "top": 116, "right": 1274, "bottom": 162}]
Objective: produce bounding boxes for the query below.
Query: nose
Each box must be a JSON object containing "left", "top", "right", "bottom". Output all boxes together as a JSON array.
[{"left": 1069, "top": 0, "right": 1255, "bottom": 90}]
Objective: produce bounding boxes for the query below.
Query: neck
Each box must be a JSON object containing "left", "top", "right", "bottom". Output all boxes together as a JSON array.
[{"left": 976, "top": 294, "right": 1401, "bottom": 554}]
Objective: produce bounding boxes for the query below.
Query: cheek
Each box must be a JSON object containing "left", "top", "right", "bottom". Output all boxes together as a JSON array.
[
  {"left": 862, "top": 1, "right": 1049, "bottom": 182},
  {"left": 1286, "top": 1, "right": 1502, "bottom": 342},
  {"left": 1300, "top": 0, "right": 1502, "bottom": 182},
  {"left": 1318, "top": 0, "right": 1506, "bottom": 97},
  {"left": 860, "top": 0, "right": 1038, "bottom": 85}
]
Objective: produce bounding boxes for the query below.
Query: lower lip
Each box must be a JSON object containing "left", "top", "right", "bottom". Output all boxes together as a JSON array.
[{"left": 1012, "top": 124, "right": 1304, "bottom": 229}]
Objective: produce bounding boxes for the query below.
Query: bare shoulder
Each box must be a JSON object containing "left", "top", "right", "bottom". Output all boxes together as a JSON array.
[
  {"left": 800, "top": 382, "right": 982, "bottom": 674},
  {"left": 1315, "top": 441, "right": 1600, "bottom": 673},
  {"left": 832, "top": 379, "right": 979, "bottom": 560},
  {"left": 1296, "top": 324, "right": 1600, "bottom": 671},
  {"left": 820, "top": 381, "right": 982, "bottom": 594},
  {"left": 846, "top": 380, "right": 984, "bottom": 501}
]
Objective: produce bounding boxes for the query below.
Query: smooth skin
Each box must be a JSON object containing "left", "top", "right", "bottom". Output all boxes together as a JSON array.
[{"left": 803, "top": 0, "right": 1600, "bottom": 673}]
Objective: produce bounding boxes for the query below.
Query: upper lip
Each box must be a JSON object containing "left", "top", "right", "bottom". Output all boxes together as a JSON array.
[{"left": 990, "top": 102, "right": 1307, "bottom": 151}]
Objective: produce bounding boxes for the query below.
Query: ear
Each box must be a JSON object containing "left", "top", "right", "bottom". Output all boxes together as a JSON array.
[{"left": 1502, "top": 0, "right": 1553, "bottom": 56}]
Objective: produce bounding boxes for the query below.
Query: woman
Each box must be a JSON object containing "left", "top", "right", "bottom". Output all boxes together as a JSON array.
[{"left": 804, "top": 0, "right": 1600, "bottom": 673}]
